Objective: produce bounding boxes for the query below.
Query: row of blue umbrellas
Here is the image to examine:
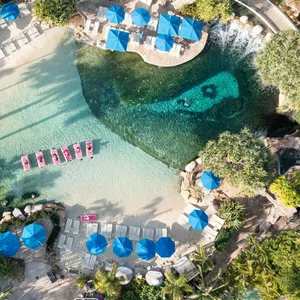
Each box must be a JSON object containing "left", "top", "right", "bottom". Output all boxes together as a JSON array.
[
  {"left": 86, "top": 234, "right": 175, "bottom": 260},
  {"left": 1, "top": 2, "right": 20, "bottom": 21},
  {"left": 0, "top": 223, "right": 47, "bottom": 258}
]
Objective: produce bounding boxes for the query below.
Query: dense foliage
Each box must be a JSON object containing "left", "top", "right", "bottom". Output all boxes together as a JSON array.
[
  {"left": 270, "top": 172, "right": 300, "bottom": 207},
  {"left": 0, "top": 286, "right": 11, "bottom": 300},
  {"left": 214, "top": 228, "right": 235, "bottom": 251},
  {"left": 181, "top": 0, "right": 233, "bottom": 23},
  {"left": 123, "top": 279, "right": 162, "bottom": 300},
  {"left": 255, "top": 30, "right": 300, "bottom": 121},
  {"left": 76, "top": 274, "right": 91, "bottom": 288},
  {"left": 200, "top": 128, "right": 274, "bottom": 191},
  {"left": 228, "top": 231, "right": 300, "bottom": 299},
  {"left": 33, "top": 0, "right": 76, "bottom": 25},
  {"left": 0, "top": 255, "right": 24, "bottom": 280}
]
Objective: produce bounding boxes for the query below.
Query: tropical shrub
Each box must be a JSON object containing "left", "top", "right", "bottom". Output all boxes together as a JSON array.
[
  {"left": 0, "top": 286, "right": 11, "bottom": 300},
  {"left": 227, "top": 231, "right": 300, "bottom": 299},
  {"left": 200, "top": 128, "right": 274, "bottom": 191},
  {"left": 214, "top": 228, "right": 235, "bottom": 251},
  {"left": 76, "top": 274, "right": 91, "bottom": 288},
  {"left": 0, "top": 255, "right": 25, "bottom": 280},
  {"left": 181, "top": 0, "right": 234, "bottom": 23},
  {"left": 270, "top": 172, "right": 300, "bottom": 207},
  {"left": 33, "top": 0, "right": 76, "bottom": 25},
  {"left": 255, "top": 30, "right": 300, "bottom": 121},
  {"left": 218, "top": 199, "right": 245, "bottom": 230},
  {"left": 0, "top": 223, "right": 8, "bottom": 234}
]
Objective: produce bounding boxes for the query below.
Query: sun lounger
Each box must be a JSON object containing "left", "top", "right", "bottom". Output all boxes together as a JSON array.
[
  {"left": 83, "top": 253, "right": 91, "bottom": 268},
  {"left": 147, "top": 18, "right": 158, "bottom": 31},
  {"left": 140, "top": 0, "right": 153, "bottom": 6},
  {"left": 92, "top": 223, "right": 98, "bottom": 234},
  {"left": 123, "top": 12, "right": 132, "bottom": 26},
  {"left": 8, "top": 40, "right": 17, "bottom": 52},
  {"left": 143, "top": 228, "right": 154, "bottom": 240},
  {"left": 89, "top": 255, "right": 97, "bottom": 269},
  {"left": 27, "top": 26, "right": 40, "bottom": 39},
  {"left": 40, "top": 21, "right": 50, "bottom": 32},
  {"left": 57, "top": 234, "right": 66, "bottom": 249},
  {"left": 184, "top": 203, "right": 200, "bottom": 215},
  {"left": 177, "top": 213, "right": 191, "bottom": 230},
  {"left": 21, "top": 155, "right": 30, "bottom": 171},
  {"left": 121, "top": 225, "right": 127, "bottom": 236},
  {"left": 73, "top": 143, "right": 83, "bottom": 160},
  {"left": 86, "top": 223, "right": 93, "bottom": 236},
  {"left": 84, "top": 19, "right": 92, "bottom": 33},
  {"left": 36, "top": 151, "right": 46, "bottom": 168},
  {"left": 144, "top": 36, "right": 155, "bottom": 50},
  {"left": 170, "top": 43, "right": 182, "bottom": 57},
  {"left": 129, "top": 226, "right": 141, "bottom": 241},
  {"left": 106, "top": 223, "right": 113, "bottom": 239},
  {"left": 0, "top": 17, "right": 7, "bottom": 30},
  {"left": 0, "top": 48, "right": 5, "bottom": 60},
  {"left": 15, "top": 34, "right": 29, "bottom": 47},
  {"left": 130, "top": 32, "right": 140, "bottom": 45},
  {"left": 2, "top": 43, "right": 11, "bottom": 55},
  {"left": 19, "top": 3, "right": 31, "bottom": 17},
  {"left": 73, "top": 220, "right": 80, "bottom": 234},
  {"left": 97, "top": 7, "right": 107, "bottom": 22},
  {"left": 86, "top": 141, "right": 93, "bottom": 158},
  {"left": 162, "top": 228, "right": 168, "bottom": 237},
  {"left": 155, "top": 228, "right": 162, "bottom": 240},
  {"left": 101, "top": 223, "right": 107, "bottom": 236},
  {"left": 65, "top": 218, "right": 73, "bottom": 233},
  {"left": 201, "top": 225, "right": 218, "bottom": 242},
  {"left": 92, "top": 21, "right": 100, "bottom": 35},
  {"left": 97, "top": 6, "right": 104, "bottom": 19},
  {"left": 61, "top": 146, "right": 72, "bottom": 162},
  {"left": 209, "top": 214, "right": 225, "bottom": 231},
  {"left": 81, "top": 214, "right": 97, "bottom": 222},
  {"left": 115, "top": 225, "right": 122, "bottom": 237},
  {"left": 66, "top": 236, "right": 73, "bottom": 251},
  {"left": 50, "top": 148, "right": 61, "bottom": 165}
]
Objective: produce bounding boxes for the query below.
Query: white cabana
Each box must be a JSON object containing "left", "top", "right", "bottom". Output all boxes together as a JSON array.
[{"left": 145, "top": 270, "right": 164, "bottom": 286}]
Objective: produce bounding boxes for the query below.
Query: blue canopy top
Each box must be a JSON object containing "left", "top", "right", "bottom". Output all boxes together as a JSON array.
[
  {"left": 156, "top": 237, "right": 175, "bottom": 258},
  {"left": 136, "top": 239, "right": 156, "bottom": 260},
  {"left": 200, "top": 170, "right": 221, "bottom": 190},
  {"left": 1, "top": 2, "right": 19, "bottom": 22},
  {"left": 113, "top": 237, "right": 133, "bottom": 257},
  {"left": 106, "top": 29, "right": 129, "bottom": 52},
  {"left": 188, "top": 209, "right": 208, "bottom": 230},
  {"left": 0, "top": 232, "right": 20, "bottom": 258},
  {"left": 86, "top": 233, "right": 107, "bottom": 255},
  {"left": 179, "top": 18, "right": 203, "bottom": 41},
  {"left": 131, "top": 8, "right": 150, "bottom": 26},
  {"left": 155, "top": 34, "right": 174, "bottom": 52},
  {"left": 21, "top": 223, "right": 47, "bottom": 250},
  {"left": 157, "top": 14, "right": 180, "bottom": 36},
  {"left": 106, "top": 6, "right": 125, "bottom": 24}
]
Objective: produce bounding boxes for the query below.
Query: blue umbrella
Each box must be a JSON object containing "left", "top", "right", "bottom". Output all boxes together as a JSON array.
[
  {"left": 0, "top": 232, "right": 20, "bottom": 258},
  {"left": 179, "top": 18, "right": 203, "bottom": 41},
  {"left": 86, "top": 233, "right": 107, "bottom": 255},
  {"left": 113, "top": 237, "right": 133, "bottom": 257},
  {"left": 21, "top": 223, "right": 47, "bottom": 250},
  {"left": 1, "top": 2, "right": 19, "bottom": 21},
  {"left": 188, "top": 209, "right": 208, "bottom": 230},
  {"left": 155, "top": 34, "right": 174, "bottom": 52},
  {"left": 131, "top": 8, "right": 150, "bottom": 27},
  {"left": 157, "top": 14, "right": 180, "bottom": 36},
  {"left": 200, "top": 170, "right": 221, "bottom": 190},
  {"left": 136, "top": 239, "right": 156, "bottom": 260},
  {"left": 156, "top": 237, "right": 175, "bottom": 258},
  {"left": 106, "top": 6, "right": 125, "bottom": 24},
  {"left": 106, "top": 29, "right": 129, "bottom": 52}
]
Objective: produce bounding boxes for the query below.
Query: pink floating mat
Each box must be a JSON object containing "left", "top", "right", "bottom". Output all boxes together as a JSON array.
[
  {"left": 21, "top": 155, "right": 30, "bottom": 171},
  {"left": 80, "top": 214, "right": 97, "bottom": 222},
  {"left": 86, "top": 141, "right": 93, "bottom": 158},
  {"left": 36, "top": 151, "right": 46, "bottom": 168},
  {"left": 50, "top": 149, "right": 61, "bottom": 165},
  {"left": 61, "top": 146, "right": 72, "bottom": 162},
  {"left": 73, "top": 143, "right": 83, "bottom": 160}
]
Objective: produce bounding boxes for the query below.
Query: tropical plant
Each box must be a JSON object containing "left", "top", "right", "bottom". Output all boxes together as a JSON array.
[
  {"left": 33, "top": 0, "right": 76, "bottom": 25},
  {"left": 94, "top": 262, "right": 123, "bottom": 299},
  {"left": 76, "top": 274, "right": 91, "bottom": 288},
  {"left": 218, "top": 200, "right": 245, "bottom": 230},
  {"left": 0, "top": 286, "right": 11, "bottom": 300},
  {"left": 190, "top": 246, "right": 214, "bottom": 276},
  {"left": 0, "top": 223, "right": 8, "bottom": 234},
  {"left": 255, "top": 30, "right": 300, "bottom": 120},
  {"left": 270, "top": 172, "right": 300, "bottom": 207},
  {"left": 162, "top": 272, "right": 193, "bottom": 300},
  {"left": 214, "top": 228, "right": 235, "bottom": 252},
  {"left": 181, "top": 0, "right": 234, "bottom": 23},
  {"left": 200, "top": 128, "right": 274, "bottom": 191},
  {"left": 0, "top": 255, "right": 25, "bottom": 280}
]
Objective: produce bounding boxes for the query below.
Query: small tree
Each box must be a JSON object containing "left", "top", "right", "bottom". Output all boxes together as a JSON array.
[
  {"left": 270, "top": 172, "right": 300, "bottom": 207},
  {"left": 200, "top": 128, "right": 274, "bottom": 191},
  {"left": 33, "top": 0, "right": 76, "bottom": 25}
]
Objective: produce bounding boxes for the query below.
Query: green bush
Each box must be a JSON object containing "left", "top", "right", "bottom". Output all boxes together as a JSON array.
[
  {"left": 76, "top": 274, "right": 91, "bottom": 288},
  {"left": 214, "top": 228, "right": 235, "bottom": 251},
  {"left": 0, "top": 255, "right": 25, "bottom": 280},
  {"left": 270, "top": 172, "right": 300, "bottom": 208},
  {"left": 218, "top": 199, "right": 245, "bottom": 230},
  {"left": 0, "top": 223, "right": 8, "bottom": 234},
  {"left": 33, "top": 0, "right": 76, "bottom": 25}
]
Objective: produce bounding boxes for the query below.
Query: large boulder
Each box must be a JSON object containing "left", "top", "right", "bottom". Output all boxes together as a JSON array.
[
  {"left": 31, "top": 204, "right": 44, "bottom": 213},
  {"left": 24, "top": 205, "right": 32, "bottom": 215},
  {"left": 240, "top": 16, "right": 248, "bottom": 24},
  {"left": 251, "top": 25, "right": 263, "bottom": 37},
  {"left": 185, "top": 161, "right": 196, "bottom": 173},
  {"left": 13, "top": 208, "right": 26, "bottom": 221}
]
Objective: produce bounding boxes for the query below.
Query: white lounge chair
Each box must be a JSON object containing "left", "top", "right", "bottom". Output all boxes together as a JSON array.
[
  {"left": 66, "top": 236, "right": 74, "bottom": 251},
  {"left": 0, "top": 17, "right": 7, "bottom": 30},
  {"left": 92, "top": 223, "right": 98, "bottom": 234},
  {"left": 147, "top": 18, "right": 158, "bottom": 31},
  {"left": 92, "top": 21, "right": 100, "bottom": 35},
  {"left": 0, "top": 48, "right": 5, "bottom": 59},
  {"left": 83, "top": 253, "right": 91, "bottom": 268},
  {"left": 170, "top": 43, "right": 182, "bottom": 57},
  {"left": 162, "top": 228, "right": 168, "bottom": 237},
  {"left": 19, "top": 3, "right": 31, "bottom": 17},
  {"left": 65, "top": 218, "right": 73, "bottom": 233},
  {"left": 144, "top": 36, "right": 153, "bottom": 50},
  {"left": 155, "top": 228, "right": 162, "bottom": 240},
  {"left": 123, "top": 13, "right": 132, "bottom": 26},
  {"left": 40, "top": 21, "right": 50, "bottom": 31},
  {"left": 86, "top": 223, "right": 92, "bottom": 236},
  {"left": 73, "top": 220, "right": 80, "bottom": 234},
  {"left": 97, "top": 6, "right": 104, "bottom": 19},
  {"left": 106, "top": 223, "right": 113, "bottom": 239},
  {"left": 201, "top": 225, "right": 218, "bottom": 242},
  {"left": 27, "top": 26, "right": 40, "bottom": 39},
  {"left": 89, "top": 255, "right": 97, "bottom": 270},
  {"left": 129, "top": 226, "right": 141, "bottom": 241},
  {"left": 84, "top": 19, "right": 92, "bottom": 33},
  {"left": 115, "top": 224, "right": 122, "bottom": 237},
  {"left": 101, "top": 223, "right": 107, "bottom": 236},
  {"left": 143, "top": 228, "right": 154, "bottom": 240},
  {"left": 121, "top": 225, "right": 127, "bottom": 236},
  {"left": 184, "top": 203, "right": 200, "bottom": 215},
  {"left": 15, "top": 34, "right": 29, "bottom": 47},
  {"left": 209, "top": 214, "right": 225, "bottom": 231},
  {"left": 177, "top": 213, "right": 191, "bottom": 230},
  {"left": 57, "top": 234, "right": 66, "bottom": 249},
  {"left": 130, "top": 32, "right": 140, "bottom": 45}
]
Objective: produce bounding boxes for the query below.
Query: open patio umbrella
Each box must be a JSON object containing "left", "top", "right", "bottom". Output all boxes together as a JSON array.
[
  {"left": 155, "top": 34, "right": 174, "bottom": 52},
  {"left": 136, "top": 238, "right": 156, "bottom": 260},
  {"left": 0, "top": 232, "right": 20, "bottom": 257},
  {"left": 21, "top": 223, "right": 47, "bottom": 250},
  {"left": 86, "top": 233, "right": 107, "bottom": 255},
  {"left": 200, "top": 170, "right": 221, "bottom": 190},
  {"left": 106, "top": 5, "right": 125, "bottom": 24},
  {"left": 188, "top": 209, "right": 208, "bottom": 230},
  {"left": 157, "top": 14, "right": 180, "bottom": 36},
  {"left": 145, "top": 270, "right": 164, "bottom": 286},
  {"left": 156, "top": 237, "right": 175, "bottom": 258},
  {"left": 113, "top": 237, "right": 133, "bottom": 257},
  {"left": 179, "top": 18, "right": 203, "bottom": 41},
  {"left": 131, "top": 8, "right": 150, "bottom": 27},
  {"left": 1, "top": 2, "right": 19, "bottom": 21},
  {"left": 106, "top": 29, "right": 129, "bottom": 52}
]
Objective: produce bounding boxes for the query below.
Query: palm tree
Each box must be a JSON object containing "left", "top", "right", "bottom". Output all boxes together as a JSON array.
[
  {"left": 190, "top": 246, "right": 213, "bottom": 277},
  {"left": 94, "top": 263, "right": 123, "bottom": 300},
  {"left": 162, "top": 272, "right": 193, "bottom": 300}
]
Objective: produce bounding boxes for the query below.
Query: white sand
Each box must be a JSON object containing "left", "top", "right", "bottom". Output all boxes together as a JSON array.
[{"left": 0, "top": 27, "right": 208, "bottom": 270}]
